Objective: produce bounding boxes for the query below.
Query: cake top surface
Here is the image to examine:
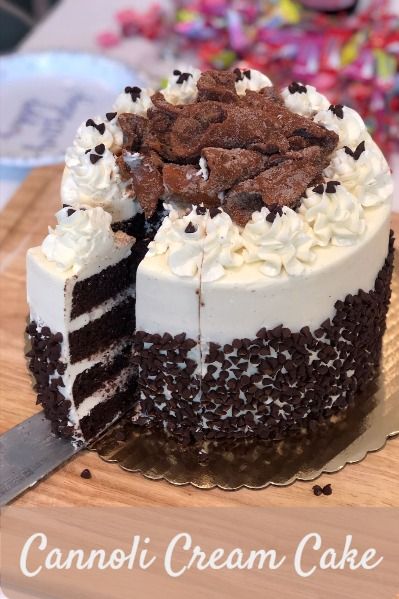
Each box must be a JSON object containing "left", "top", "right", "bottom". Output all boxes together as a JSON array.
[{"left": 58, "top": 66, "right": 392, "bottom": 281}]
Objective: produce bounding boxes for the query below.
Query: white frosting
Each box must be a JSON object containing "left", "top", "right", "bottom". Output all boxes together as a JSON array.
[
  {"left": 113, "top": 87, "right": 154, "bottom": 117},
  {"left": 282, "top": 84, "right": 329, "bottom": 117},
  {"left": 202, "top": 211, "right": 244, "bottom": 283},
  {"left": 300, "top": 184, "right": 366, "bottom": 247},
  {"left": 242, "top": 207, "right": 315, "bottom": 277},
  {"left": 136, "top": 251, "right": 201, "bottom": 339},
  {"left": 324, "top": 138, "right": 393, "bottom": 208},
  {"left": 198, "top": 156, "right": 209, "bottom": 180},
  {"left": 61, "top": 147, "right": 139, "bottom": 222},
  {"left": 148, "top": 206, "right": 244, "bottom": 281},
  {"left": 103, "top": 113, "right": 124, "bottom": 152},
  {"left": 161, "top": 67, "right": 201, "bottom": 105},
  {"left": 314, "top": 105, "right": 366, "bottom": 149},
  {"left": 68, "top": 115, "right": 122, "bottom": 156},
  {"left": 41, "top": 207, "right": 116, "bottom": 273},
  {"left": 235, "top": 69, "right": 272, "bottom": 95},
  {"left": 147, "top": 205, "right": 206, "bottom": 277}
]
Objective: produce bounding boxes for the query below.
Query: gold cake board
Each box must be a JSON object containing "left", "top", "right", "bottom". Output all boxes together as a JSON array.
[{"left": 91, "top": 253, "right": 399, "bottom": 491}]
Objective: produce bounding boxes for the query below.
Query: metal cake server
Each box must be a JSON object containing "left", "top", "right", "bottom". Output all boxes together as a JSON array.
[{"left": 0, "top": 412, "right": 81, "bottom": 506}]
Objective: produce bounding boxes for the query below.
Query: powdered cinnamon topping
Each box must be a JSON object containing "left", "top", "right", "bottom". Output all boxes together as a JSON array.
[{"left": 118, "top": 69, "right": 339, "bottom": 224}]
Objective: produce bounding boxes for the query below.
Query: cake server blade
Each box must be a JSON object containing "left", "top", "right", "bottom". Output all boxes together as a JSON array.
[{"left": 0, "top": 412, "right": 81, "bottom": 506}]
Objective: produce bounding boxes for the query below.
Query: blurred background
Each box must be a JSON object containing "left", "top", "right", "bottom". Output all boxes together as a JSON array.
[{"left": 0, "top": 0, "right": 398, "bottom": 209}]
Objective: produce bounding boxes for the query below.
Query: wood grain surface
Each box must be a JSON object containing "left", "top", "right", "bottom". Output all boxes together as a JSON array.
[{"left": 1, "top": 166, "right": 398, "bottom": 507}]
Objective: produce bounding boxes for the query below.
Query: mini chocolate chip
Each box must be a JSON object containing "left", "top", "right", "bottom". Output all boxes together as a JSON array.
[
  {"left": 90, "top": 153, "right": 103, "bottom": 165},
  {"left": 80, "top": 468, "right": 92, "bottom": 479},
  {"left": 106, "top": 111, "right": 117, "bottom": 121},
  {"left": 288, "top": 81, "right": 307, "bottom": 94},
  {"left": 322, "top": 483, "right": 333, "bottom": 496},
  {"left": 185, "top": 221, "right": 197, "bottom": 234},
  {"left": 325, "top": 180, "right": 340, "bottom": 194},
  {"left": 344, "top": 140, "right": 366, "bottom": 161},
  {"left": 353, "top": 140, "right": 366, "bottom": 160},
  {"left": 329, "top": 104, "right": 344, "bottom": 119},
  {"left": 265, "top": 211, "right": 277, "bottom": 223},
  {"left": 233, "top": 68, "right": 244, "bottom": 82},
  {"left": 176, "top": 72, "right": 192, "bottom": 84},
  {"left": 312, "top": 184, "right": 324, "bottom": 194},
  {"left": 196, "top": 205, "right": 207, "bottom": 215},
  {"left": 312, "top": 485, "right": 323, "bottom": 496},
  {"left": 209, "top": 207, "right": 221, "bottom": 219},
  {"left": 94, "top": 143, "right": 105, "bottom": 155},
  {"left": 84, "top": 149, "right": 91, "bottom": 154},
  {"left": 85, "top": 119, "right": 105, "bottom": 134},
  {"left": 125, "top": 86, "right": 141, "bottom": 101}
]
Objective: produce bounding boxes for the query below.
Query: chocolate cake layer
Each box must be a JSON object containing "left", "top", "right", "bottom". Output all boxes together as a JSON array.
[
  {"left": 72, "top": 341, "right": 133, "bottom": 406},
  {"left": 80, "top": 376, "right": 137, "bottom": 441},
  {"left": 134, "top": 233, "right": 394, "bottom": 444},
  {"left": 69, "top": 297, "right": 136, "bottom": 364},
  {"left": 71, "top": 254, "right": 134, "bottom": 319},
  {"left": 111, "top": 200, "right": 167, "bottom": 240}
]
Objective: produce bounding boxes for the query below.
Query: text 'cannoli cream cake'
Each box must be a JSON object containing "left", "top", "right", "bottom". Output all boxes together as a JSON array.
[{"left": 26, "top": 67, "right": 394, "bottom": 445}]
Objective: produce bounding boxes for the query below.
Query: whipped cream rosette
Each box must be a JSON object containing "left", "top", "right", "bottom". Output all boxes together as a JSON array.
[{"left": 242, "top": 207, "right": 316, "bottom": 277}]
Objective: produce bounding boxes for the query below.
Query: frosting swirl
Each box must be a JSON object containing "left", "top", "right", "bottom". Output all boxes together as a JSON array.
[
  {"left": 282, "top": 84, "right": 329, "bottom": 117},
  {"left": 148, "top": 205, "right": 244, "bottom": 280},
  {"left": 324, "top": 137, "right": 393, "bottom": 208},
  {"left": 299, "top": 183, "right": 366, "bottom": 247},
  {"left": 62, "top": 148, "right": 125, "bottom": 206},
  {"left": 235, "top": 69, "right": 272, "bottom": 96},
  {"left": 242, "top": 207, "right": 316, "bottom": 277},
  {"left": 314, "top": 106, "right": 366, "bottom": 149},
  {"left": 147, "top": 205, "right": 206, "bottom": 277},
  {"left": 41, "top": 207, "right": 115, "bottom": 272},
  {"left": 69, "top": 116, "right": 122, "bottom": 156},
  {"left": 202, "top": 210, "right": 244, "bottom": 282},
  {"left": 113, "top": 86, "right": 154, "bottom": 117},
  {"left": 161, "top": 67, "right": 202, "bottom": 105}
]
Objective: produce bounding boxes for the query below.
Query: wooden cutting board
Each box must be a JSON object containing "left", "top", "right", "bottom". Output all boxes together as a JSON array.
[{"left": 0, "top": 165, "right": 398, "bottom": 507}]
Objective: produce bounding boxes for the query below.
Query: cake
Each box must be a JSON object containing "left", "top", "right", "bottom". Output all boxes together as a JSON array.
[{"left": 26, "top": 67, "right": 394, "bottom": 445}]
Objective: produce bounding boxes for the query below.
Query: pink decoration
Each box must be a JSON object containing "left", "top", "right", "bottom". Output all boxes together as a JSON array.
[{"left": 96, "top": 32, "right": 120, "bottom": 49}]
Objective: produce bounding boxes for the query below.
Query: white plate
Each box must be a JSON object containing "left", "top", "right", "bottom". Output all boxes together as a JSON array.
[{"left": 0, "top": 52, "right": 141, "bottom": 167}]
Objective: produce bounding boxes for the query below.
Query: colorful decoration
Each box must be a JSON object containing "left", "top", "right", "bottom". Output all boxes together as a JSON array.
[{"left": 96, "top": 0, "right": 399, "bottom": 159}]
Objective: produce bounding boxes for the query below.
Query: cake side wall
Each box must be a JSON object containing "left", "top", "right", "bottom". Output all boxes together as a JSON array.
[
  {"left": 134, "top": 253, "right": 202, "bottom": 439},
  {"left": 197, "top": 233, "right": 394, "bottom": 441},
  {"left": 134, "top": 233, "right": 394, "bottom": 443}
]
